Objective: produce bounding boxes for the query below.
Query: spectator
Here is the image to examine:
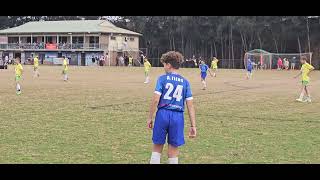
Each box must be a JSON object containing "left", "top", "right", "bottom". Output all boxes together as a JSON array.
[
  {"left": 277, "top": 57, "right": 283, "bottom": 70},
  {"left": 105, "top": 53, "right": 108, "bottom": 66},
  {"left": 128, "top": 55, "right": 133, "bottom": 67},
  {"left": 116, "top": 56, "right": 119, "bottom": 66},
  {"left": 99, "top": 55, "right": 105, "bottom": 66},
  {"left": 92, "top": 56, "right": 95, "bottom": 64},
  {"left": 119, "top": 55, "right": 124, "bottom": 66},
  {"left": 284, "top": 58, "right": 290, "bottom": 70},
  {"left": 291, "top": 57, "right": 297, "bottom": 70},
  {"left": 140, "top": 54, "right": 144, "bottom": 65},
  {"left": 124, "top": 55, "right": 129, "bottom": 66}
]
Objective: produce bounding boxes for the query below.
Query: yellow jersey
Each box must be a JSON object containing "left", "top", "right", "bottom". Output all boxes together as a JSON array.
[
  {"left": 211, "top": 59, "right": 219, "bottom": 69},
  {"left": 63, "top": 58, "right": 68, "bottom": 71},
  {"left": 301, "top": 63, "right": 314, "bottom": 82},
  {"left": 15, "top": 63, "right": 23, "bottom": 76},
  {"left": 34, "top": 57, "right": 39, "bottom": 67},
  {"left": 129, "top": 57, "right": 133, "bottom": 64},
  {"left": 144, "top": 60, "right": 151, "bottom": 72}
]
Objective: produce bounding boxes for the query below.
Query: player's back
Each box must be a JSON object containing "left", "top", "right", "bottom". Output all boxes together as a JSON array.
[{"left": 155, "top": 73, "right": 193, "bottom": 112}]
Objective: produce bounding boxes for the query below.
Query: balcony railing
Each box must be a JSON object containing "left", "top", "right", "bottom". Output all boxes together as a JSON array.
[{"left": 0, "top": 43, "right": 106, "bottom": 50}]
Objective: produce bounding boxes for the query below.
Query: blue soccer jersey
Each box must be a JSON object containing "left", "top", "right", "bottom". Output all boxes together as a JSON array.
[
  {"left": 199, "top": 64, "right": 209, "bottom": 73},
  {"left": 247, "top": 59, "right": 253, "bottom": 70},
  {"left": 154, "top": 72, "right": 193, "bottom": 112}
]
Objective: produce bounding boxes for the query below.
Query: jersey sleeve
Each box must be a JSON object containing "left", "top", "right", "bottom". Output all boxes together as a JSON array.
[
  {"left": 185, "top": 81, "right": 193, "bottom": 101},
  {"left": 154, "top": 77, "right": 163, "bottom": 95},
  {"left": 307, "top": 63, "right": 314, "bottom": 70}
]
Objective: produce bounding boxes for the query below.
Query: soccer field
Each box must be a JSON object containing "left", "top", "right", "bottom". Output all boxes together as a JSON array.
[{"left": 0, "top": 65, "right": 319, "bottom": 164}]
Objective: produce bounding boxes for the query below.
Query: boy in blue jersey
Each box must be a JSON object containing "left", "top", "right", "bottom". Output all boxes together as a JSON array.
[
  {"left": 199, "top": 60, "right": 213, "bottom": 90},
  {"left": 246, "top": 58, "right": 253, "bottom": 79},
  {"left": 147, "top": 51, "right": 196, "bottom": 164}
]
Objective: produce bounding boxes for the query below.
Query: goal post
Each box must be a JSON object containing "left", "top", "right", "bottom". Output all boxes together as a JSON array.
[{"left": 244, "top": 49, "right": 312, "bottom": 70}]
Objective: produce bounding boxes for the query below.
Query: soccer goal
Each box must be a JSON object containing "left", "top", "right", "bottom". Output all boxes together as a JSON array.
[{"left": 244, "top": 49, "right": 312, "bottom": 70}]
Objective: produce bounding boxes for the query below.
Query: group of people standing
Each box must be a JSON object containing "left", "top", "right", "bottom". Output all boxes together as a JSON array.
[
  {"left": 277, "top": 57, "right": 298, "bottom": 70},
  {"left": 92, "top": 54, "right": 109, "bottom": 66},
  {"left": 116, "top": 54, "right": 133, "bottom": 67}
]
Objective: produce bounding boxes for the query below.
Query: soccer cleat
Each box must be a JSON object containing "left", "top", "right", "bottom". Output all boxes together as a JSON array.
[
  {"left": 303, "top": 98, "right": 312, "bottom": 103},
  {"left": 295, "top": 98, "right": 303, "bottom": 102}
]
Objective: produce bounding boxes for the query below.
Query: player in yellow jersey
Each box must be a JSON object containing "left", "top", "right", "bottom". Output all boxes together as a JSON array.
[
  {"left": 62, "top": 56, "right": 69, "bottom": 81},
  {"left": 33, "top": 55, "right": 40, "bottom": 78},
  {"left": 294, "top": 56, "right": 315, "bottom": 103},
  {"left": 144, "top": 57, "right": 152, "bottom": 84},
  {"left": 128, "top": 55, "right": 133, "bottom": 67},
  {"left": 14, "top": 57, "right": 23, "bottom": 95},
  {"left": 211, "top": 57, "right": 219, "bottom": 77}
]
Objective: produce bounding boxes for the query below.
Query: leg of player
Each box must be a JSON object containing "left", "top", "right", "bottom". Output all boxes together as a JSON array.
[
  {"left": 296, "top": 85, "right": 305, "bottom": 102},
  {"left": 201, "top": 78, "right": 206, "bottom": 90},
  {"left": 168, "top": 144, "right": 179, "bottom": 164},
  {"left": 16, "top": 82, "right": 21, "bottom": 94},
  {"left": 150, "top": 144, "right": 164, "bottom": 164},
  {"left": 304, "top": 86, "right": 311, "bottom": 103},
  {"left": 144, "top": 71, "right": 149, "bottom": 83},
  {"left": 33, "top": 68, "right": 36, "bottom": 78}
]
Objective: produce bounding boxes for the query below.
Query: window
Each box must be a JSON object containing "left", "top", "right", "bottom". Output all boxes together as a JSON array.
[
  {"left": 59, "top": 37, "right": 68, "bottom": 43},
  {"left": 32, "top": 37, "right": 37, "bottom": 43},
  {"left": 46, "top": 37, "right": 53, "bottom": 44},
  {"left": 130, "top": 37, "right": 135, "bottom": 41},
  {"left": 89, "top": 36, "right": 99, "bottom": 44},
  {"left": 111, "top": 36, "right": 116, "bottom": 40},
  {"left": 72, "top": 36, "right": 84, "bottom": 44},
  {"left": 8, "top": 37, "right": 19, "bottom": 43},
  {"left": 27, "top": 37, "right": 31, "bottom": 43}
]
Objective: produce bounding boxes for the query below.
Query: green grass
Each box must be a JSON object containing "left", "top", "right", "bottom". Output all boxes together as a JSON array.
[{"left": 0, "top": 65, "right": 319, "bottom": 163}]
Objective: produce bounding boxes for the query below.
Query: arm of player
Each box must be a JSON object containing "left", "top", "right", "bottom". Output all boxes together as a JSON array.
[
  {"left": 186, "top": 99, "right": 196, "bottom": 138},
  {"left": 294, "top": 71, "right": 302, "bottom": 79},
  {"left": 307, "top": 66, "right": 315, "bottom": 76},
  {"left": 147, "top": 93, "right": 161, "bottom": 129}
]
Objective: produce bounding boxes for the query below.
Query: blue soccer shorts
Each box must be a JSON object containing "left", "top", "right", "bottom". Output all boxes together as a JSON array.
[
  {"left": 201, "top": 72, "right": 207, "bottom": 80},
  {"left": 152, "top": 108, "right": 185, "bottom": 147}
]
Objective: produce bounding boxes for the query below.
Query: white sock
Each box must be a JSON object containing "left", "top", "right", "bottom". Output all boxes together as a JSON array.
[
  {"left": 168, "top": 157, "right": 178, "bottom": 164},
  {"left": 150, "top": 152, "right": 161, "bottom": 164},
  {"left": 16, "top": 84, "right": 21, "bottom": 91},
  {"left": 299, "top": 93, "right": 304, "bottom": 100}
]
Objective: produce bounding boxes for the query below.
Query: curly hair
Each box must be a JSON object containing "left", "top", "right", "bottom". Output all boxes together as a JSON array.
[{"left": 160, "top": 51, "right": 184, "bottom": 69}]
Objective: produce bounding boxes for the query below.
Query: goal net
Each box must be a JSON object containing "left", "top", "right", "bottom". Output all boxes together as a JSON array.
[{"left": 244, "top": 49, "right": 312, "bottom": 70}]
